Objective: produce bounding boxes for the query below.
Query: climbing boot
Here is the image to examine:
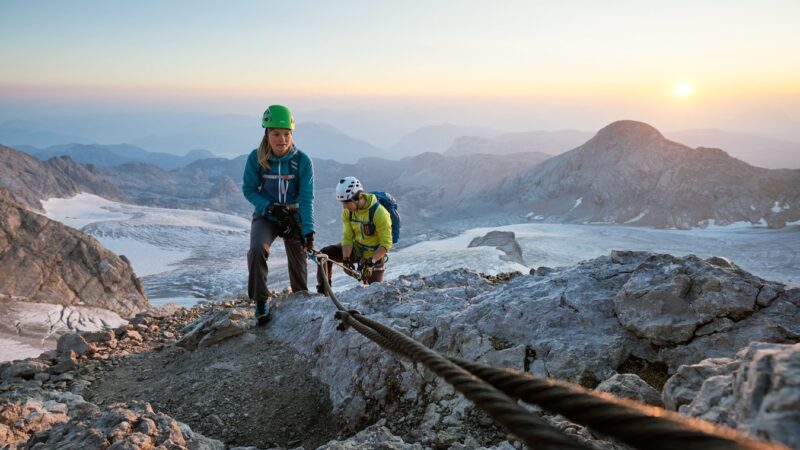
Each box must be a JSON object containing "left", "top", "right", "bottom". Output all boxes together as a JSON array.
[{"left": 256, "top": 301, "right": 271, "bottom": 326}]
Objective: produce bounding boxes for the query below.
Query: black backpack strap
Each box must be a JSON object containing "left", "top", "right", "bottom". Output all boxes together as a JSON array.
[{"left": 368, "top": 201, "right": 379, "bottom": 224}]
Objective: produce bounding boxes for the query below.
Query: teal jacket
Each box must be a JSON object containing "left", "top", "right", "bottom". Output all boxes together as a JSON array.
[{"left": 242, "top": 146, "right": 315, "bottom": 235}]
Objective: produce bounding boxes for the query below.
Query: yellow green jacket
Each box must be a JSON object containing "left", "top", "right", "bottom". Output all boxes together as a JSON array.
[{"left": 342, "top": 193, "right": 393, "bottom": 257}]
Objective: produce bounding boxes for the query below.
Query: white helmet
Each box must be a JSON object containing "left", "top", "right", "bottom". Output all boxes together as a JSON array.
[{"left": 336, "top": 176, "right": 363, "bottom": 201}]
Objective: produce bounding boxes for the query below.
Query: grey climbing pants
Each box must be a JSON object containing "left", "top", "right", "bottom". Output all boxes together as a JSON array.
[{"left": 247, "top": 214, "right": 308, "bottom": 305}]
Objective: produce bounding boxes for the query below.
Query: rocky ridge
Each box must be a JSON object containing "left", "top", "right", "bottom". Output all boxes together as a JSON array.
[
  {"left": 1, "top": 251, "right": 797, "bottom": 449},
  {"left": 0, "top": 145, "right": 126, "bottom": 211},
  {"left": 0, "top": 188, "right": 148, "bottom": 318}
]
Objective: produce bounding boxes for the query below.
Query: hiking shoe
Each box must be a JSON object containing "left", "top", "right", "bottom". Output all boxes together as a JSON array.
[
  {"left": 255, "top": 301, "right": 270, "bottom": 326},
  {"left": 256, "top": 311, "right": 271, "bottom": 326}
]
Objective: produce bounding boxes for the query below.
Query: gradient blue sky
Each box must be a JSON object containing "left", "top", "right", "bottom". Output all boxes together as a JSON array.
[{"left": 1, "top": 0, "right": 798, "bottom": 135}]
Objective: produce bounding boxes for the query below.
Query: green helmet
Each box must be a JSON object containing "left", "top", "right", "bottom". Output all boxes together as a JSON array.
[{"left": 262, "top": 105, "right": 295, "bottom": 130}]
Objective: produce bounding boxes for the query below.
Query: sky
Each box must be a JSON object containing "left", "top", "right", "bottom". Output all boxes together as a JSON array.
[{"left": 1, "top": 0, "right": 799, "bottom": 141}]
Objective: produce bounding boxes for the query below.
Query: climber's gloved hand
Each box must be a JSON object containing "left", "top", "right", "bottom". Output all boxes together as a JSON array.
[
  {"left": 304, "top": 232, "right": 314, "bottom": 251},
  {"left": 343, "top": 257, "right": 355, "bottom": 272},
  {"left": 267, "top": 203, "right": 289, "bottom": 221},
  {"left": 360, "top": 258, "right": 375, "bottom": 280}
]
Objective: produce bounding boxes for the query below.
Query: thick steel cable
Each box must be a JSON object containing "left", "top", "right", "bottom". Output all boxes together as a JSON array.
[
  {"left": 317, "top": 260, "right": 587, "bottom": 448},
  {"left": 448, "top": 358, "right": 785, "bottom": 450},
  {"left": 335, "top": 310, "right": 589, "bottom": 449},
  {"left": 315, "top": 252, "right": 347, "bottom": 312}
]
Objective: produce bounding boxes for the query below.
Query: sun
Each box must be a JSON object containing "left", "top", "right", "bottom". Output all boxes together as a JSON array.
[{"left": 673, "top": 82, "right": 693, "bottom": 98}]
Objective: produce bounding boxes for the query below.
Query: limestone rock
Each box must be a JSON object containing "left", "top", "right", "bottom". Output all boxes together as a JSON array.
[
  {"left": 176, "top": 308, "right": 249, "bottom": 351},
  {"left": 662, "top": 357, "right": 738, "bottom": 410},
  {"left": 665, "top": 342, "right": 800, "bottom": 449},
  {"left": 56, "top": 333, "right": 95, "bottom": 358},
  {"left": 0, "top": 188, "right": 148, "bottom": 318},
  {"left": 0, "top": 398, "right": 69, "bottom": 449},
  {"left": 267, "top": 251, "right": 798, "bottom": 432},
  {"left": 24, "top": 400, "right": 224, "bottom": 450},
  {"left": 596, "top": 373, "right": 663, "bottom": 407},
  {"left": 613, "top": 254, "right": 765, "bottom": 345},
  {"left": 316, "top": 421, "right": 425, "bottom": 449},
  {"left": 468, "top": 231, "right": 524, "bottom": 264},
  {"left": 0, "top": 299, "right": 127, "bottom": 363}
]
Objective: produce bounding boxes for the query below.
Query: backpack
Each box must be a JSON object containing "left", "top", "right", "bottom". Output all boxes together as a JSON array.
[{"left": 352, "top": 191, "right": 401, "bottom": 244}]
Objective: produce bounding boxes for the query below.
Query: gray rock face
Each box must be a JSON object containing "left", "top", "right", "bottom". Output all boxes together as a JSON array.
[
  {"left": 613, "top": 254, "right": 769, "bottom": 345},
  {"left": 0, "top": 145, "right": 126, "bottom": 211},
  {"left": 0, "top": 189, "right": 148, "bottom": 318},
  {"left": 664, "top": 342, "right": 800, "bottom": 449},
  {"left": 266, "top": 251, "right": 798, "bottom": 437},
  {"left": 468, "top": 230, "right": 524, "bottom": 264},
  {"left": 485, "top": 120, "right": 800, "bottom": 228}
]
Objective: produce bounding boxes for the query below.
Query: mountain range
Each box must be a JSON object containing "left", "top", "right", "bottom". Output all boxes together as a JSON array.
[
  {"left": 0, "top": 145, "right": 126, "bottom": 211},
  {"left": 18, "top": 143, "right": 214, "bottom": 170},
  {"left": 2, "top": 119, "right": 798, "bottom": 232},
  {"left": 4, "top": 112, "right": 800, "bottom": 169},
  {"left": 478, "top": 121, "right": 800, "bottom": 228}
]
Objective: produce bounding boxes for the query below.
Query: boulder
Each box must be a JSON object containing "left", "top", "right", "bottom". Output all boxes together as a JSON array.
[
  {"left": 176, "top": 308, "right": 249, "bottom": 351},
  {"left": 596, "top": 373, "right": 663, "bottom": 407},
  {"left": 613, "top": 254, "right": 765, "bottom": 345},
  {"left": 468, "top": 230, "right": 524, "bottom": 264},
  {"left": 1, "top": 359, "right": 51, "bottom": 380},
  {"left": 664, "top": 342, "right": 800, "bottom": 449},
  {"left": 662, "top": 357, "right": 738, "bottom": 410},
  {"left": 56, "top": 333, "right": 94, "bottom": 357}
]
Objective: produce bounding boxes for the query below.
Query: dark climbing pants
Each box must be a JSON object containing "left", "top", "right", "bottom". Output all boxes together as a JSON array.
[
  {"left": 315, "top": 243, "right": 385, "bottom": 293},
  {"left": 248, "top": 215, "right": 308, "bottom": 307}
]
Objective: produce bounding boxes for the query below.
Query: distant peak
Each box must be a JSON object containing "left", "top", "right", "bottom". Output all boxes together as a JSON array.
[
  {"left": 597, "top": 120, "right": 664, "bottom": 139},
  {"left": 583, "top": 120, "right": 667, "bottom": 150}
]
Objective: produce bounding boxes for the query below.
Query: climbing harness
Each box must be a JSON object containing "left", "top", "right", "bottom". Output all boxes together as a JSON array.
[{"left": 310, "top": 262, "right": 786, "bottom": 450}]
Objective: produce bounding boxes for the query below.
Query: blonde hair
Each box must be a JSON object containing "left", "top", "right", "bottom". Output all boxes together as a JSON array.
[{"left": 257, "top": 134, "right": 272, "bottom": 170}]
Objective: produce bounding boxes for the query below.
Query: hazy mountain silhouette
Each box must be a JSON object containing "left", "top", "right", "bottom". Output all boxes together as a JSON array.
[
  {"left": 389, "top": 123, "right": 502, "bottom": 158},
  {"left": 666, "top": 129, "right": 800, "bottom": 169},
  {"left": 22, "top": 143, "right": 215, "bottom": 170},
  {"left": 0, "top": 126, "right": 92, "bottom": 148},
  {"left": 445, "top": 130, "right": 594, "bottom": 157},
  {"left": 482, "top": 120, "right": 800, "bottom": 228}
]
